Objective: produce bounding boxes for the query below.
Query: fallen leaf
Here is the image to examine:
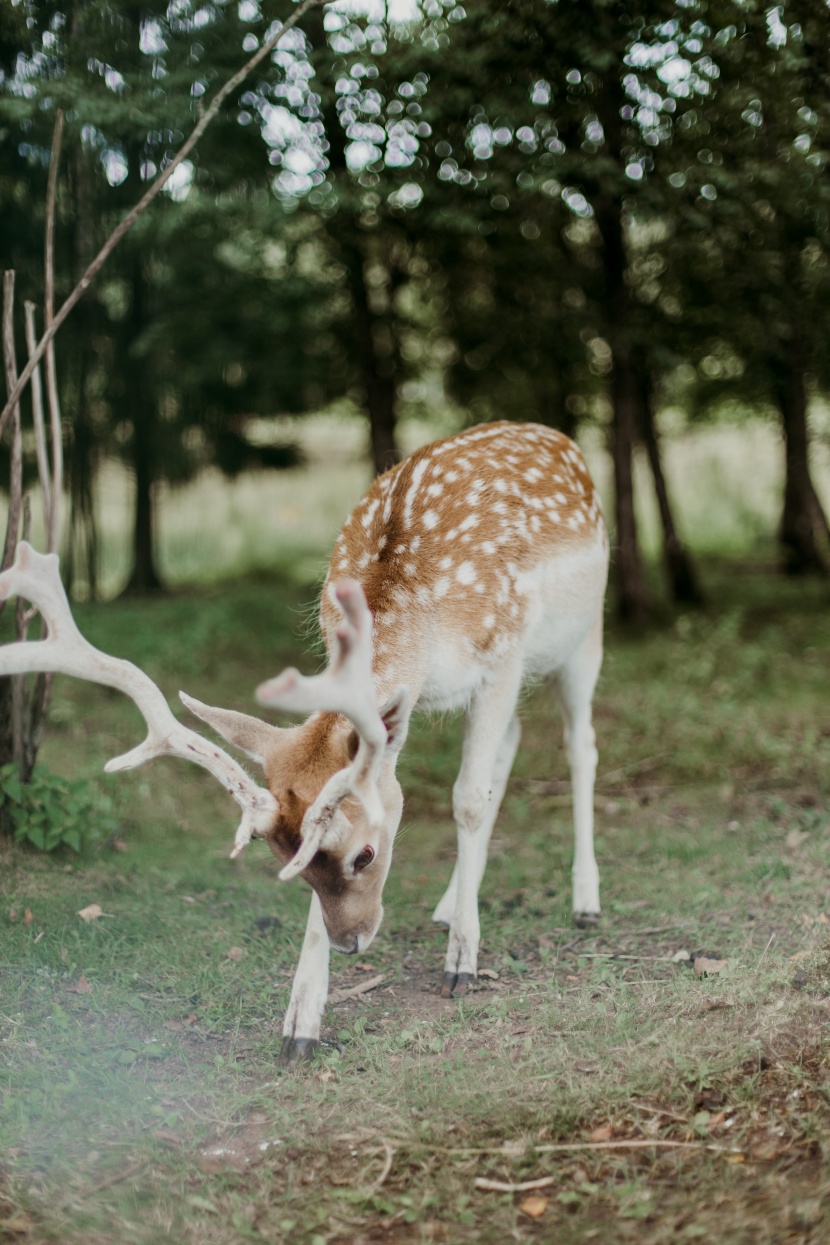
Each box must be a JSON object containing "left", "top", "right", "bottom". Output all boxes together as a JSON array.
[
  {"left": 0, "top": 1211, "right": 33, "bottom": 1235},
  {"left": 355, "top": 962, "right": 378, "bottom": 972},
  {"left": 590, "top": 1124, "right": 613, "bottom": 1143},
  {"left": 786, "top": 829, "right": 808, "bottom": 851},
  {"left": 479, "top": 968, "right": 500, "bottom": 980},
  {"left": 226, "top": 947, "right": 244, "bottom": 961},
  {"left": 69, "top": 975, "right": 92, "bottom": 994},
  {"left": 708, "top": 1111, "right": 728, "bottom": 1127},
  {"left": 566, "top": 975, "right": 580, "bottom": 983},
  {"left": 725, "top": 1152, "right": 746, "bottom": 1164},
  {"left": 23, "top": 908, "right": 33, "bottom": 926},
  {"left": 113, "top": 838, "right": 129, "bottom": 852},
  {"left": 694, "top": 956, "right": 728, "bottom": 978},
  {"left": 9, "top": 908, "right": 17, "bottom": 922},
  {"left": 77, "top": 904, "right": 109, "bottom": 922},
  {"left": 154, "top": 1129, "right": 181, "bottom": 1147},
  {"left": 519, "top": 1195, "right": 548, "bottom": 1219},
  {"left": 672, "top": 949, "right": 691, "bottom": 963},
  {"left": 165, "top": 1014, "right": 198, "bottom": 1031}
]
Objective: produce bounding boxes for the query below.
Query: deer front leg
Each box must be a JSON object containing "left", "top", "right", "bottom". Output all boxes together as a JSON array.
[
  {"left": 433, "top": 715, "right": 520, "bottom": 926},
  {"left": 280, "top": 891, "right": 330, "bottom": 1063},
  {"left": 442, "top": 668, "right": 523, "bottom": 998}
]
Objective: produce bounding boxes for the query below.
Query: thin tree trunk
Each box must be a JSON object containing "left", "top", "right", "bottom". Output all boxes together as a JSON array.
[
  {"left": 66, "top": 142, "right": 100, "bottom": 599},
  {"left": 594, "top": 193, "right": 650, "bottom": 623},
  {"left": 123, "top": 254, "right": 163, "bottom": 595},
  {"left": 609, "top": 352, "right": 650, "bottom": 622},
  {"left": 306, "top": 5, "right": 400, "bottom": 476},
  {"left": 775, "top": 359, "right": 828, "bottom": 575},
  {"left": 638, "top": 371, "right": 703, "bottom": 606}
]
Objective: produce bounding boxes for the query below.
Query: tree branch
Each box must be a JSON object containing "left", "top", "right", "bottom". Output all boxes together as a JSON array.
[
  {"left": 44, "top": 110, "right": 64, "bottom": 553},
  {"left": 0, "top": 0, "right": 330, "bottom": 439}
]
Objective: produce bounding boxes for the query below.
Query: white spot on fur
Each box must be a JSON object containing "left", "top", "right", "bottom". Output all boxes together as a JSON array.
[
  {"left": 456, "top": 562, "right": 476, "bottom": 585},
  {"left": 434, "top": 577, "right": 450, "bottom": 598},
  {"left": 423, "top": 510, "right": 439, "bottom": 530}
]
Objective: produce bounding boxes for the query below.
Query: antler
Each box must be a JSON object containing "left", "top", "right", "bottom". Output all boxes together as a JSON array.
[
  {"left": 0, "top": 542, "right": 277, "bottom": 858},
  {"left": 256, "top": 579, "right": 395, "bottom": 881}
]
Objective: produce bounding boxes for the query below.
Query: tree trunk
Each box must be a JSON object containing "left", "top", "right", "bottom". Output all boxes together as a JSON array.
[
  {"left": 638, "top": 371, "right": 703, "bottom": 606},
  {"left": 306, "top": 6, "right": 400, "bottom": 476},
  {"left": 609, "top": 352, "right": 650, "bottom": 622},
  {"left": 66, "top": 143, "right": 100, "bottom": 599},
  {"left": 123, "top": 254, "right": 163, "bottom": 594},
  {"left": 775, "top": 359, "right": 828, "bottom": 575},
  {"left": 594, "top": 192, "right": 650, "bottom": 623}
]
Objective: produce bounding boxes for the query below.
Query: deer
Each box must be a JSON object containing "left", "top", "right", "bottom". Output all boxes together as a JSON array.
[{"left": 0, "top": 421, "right": 609, "bottom": 1061}]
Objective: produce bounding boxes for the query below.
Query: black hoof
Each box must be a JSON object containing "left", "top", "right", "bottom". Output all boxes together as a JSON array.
[
  {"left": 279, "top": 1035, "right": 319, "bottom": 1064},
  {"left": 440, "top": 971, "right": 476, "bottom": 998},
  {"left": 573, "top": 911, "right": 600, "bottom": 929}
]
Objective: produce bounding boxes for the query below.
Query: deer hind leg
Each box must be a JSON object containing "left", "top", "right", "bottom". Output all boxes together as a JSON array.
[
  {"left": 441, "top": 663, "right": 524, "bottom": 998},
  {"left": 556, "top": 612, "right": 604, "bottom": 926},
  {"left": 432, "top": 714, "right": 521, "bottom": 926},
  {"left": 280, "top": 891, "right": 330, "bottom": 1063}
]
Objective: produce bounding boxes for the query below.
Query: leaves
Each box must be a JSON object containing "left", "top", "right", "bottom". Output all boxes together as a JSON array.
[
  {"left": 693, "top": 957, "right": 728, "bottom": 978},
  {"left": 77, "top": 904, "right": 109, "bottom": 923},
  {"left": 0, "top": 763, "right": 116, "bottom": 854},
  {"left": 518, "top": 1195, "right": 549, "bottom": 1219}
]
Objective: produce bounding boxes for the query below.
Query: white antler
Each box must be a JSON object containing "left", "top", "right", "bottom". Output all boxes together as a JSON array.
[
  {"left": 256, "top": 579, "right": 390, "bottom": 880},
  {"left": 0, "top": 542, "right": 277, "bottom": 858}
]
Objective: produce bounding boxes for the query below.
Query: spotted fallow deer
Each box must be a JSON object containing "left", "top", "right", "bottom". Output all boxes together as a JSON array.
[{"left": 0, "top": 421, "right": 608, "bottom": 1060}]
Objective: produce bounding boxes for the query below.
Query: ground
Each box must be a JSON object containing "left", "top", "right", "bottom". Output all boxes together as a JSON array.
[{"left": 1, "top": 558, "right": 829, "bottom": 1243}]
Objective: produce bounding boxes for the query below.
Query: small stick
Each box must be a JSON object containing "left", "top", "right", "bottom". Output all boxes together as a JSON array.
[
  {"left": 328, "top": 974, "right": 386, "bottom": 1003},
  {"left": 44, "top": 110, "right": 64, "bottom": 553},
  {"left": 475, "top": 1176, "right": 556, "bottom": 1193},
  {"left": 758, "top": 931, "right": 776, "bottom": 963},
  {"left": 534, "top": 1140, "right": 724, "bottom": 1153},
  {"left": 365, "top": 1143, "right": 396, "bottom": 1196}
]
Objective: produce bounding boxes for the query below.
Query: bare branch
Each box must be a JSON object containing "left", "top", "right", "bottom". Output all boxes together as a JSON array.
[
  {"left": 0, "top": 0, "right": 329, "bottom": 439},
  {"left": 2, "top": 273, "right": 23, "bottom": 583},
  {"left": 44, "top": 110, "right": 65, "bottom": 553},
  {"left": 24, "top": 302, "right": 52, "bottom": 532}
]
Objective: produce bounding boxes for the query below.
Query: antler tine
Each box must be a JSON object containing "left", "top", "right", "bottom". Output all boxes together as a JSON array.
[
  {"left": 0, "top": 542, "right": 277, "bottom": 859},
  {"left": 255, "top": 580, "right": 385, "bottom": 748},
  {"left": 256, "top": 580, "right": 389, "bottom": 878}
]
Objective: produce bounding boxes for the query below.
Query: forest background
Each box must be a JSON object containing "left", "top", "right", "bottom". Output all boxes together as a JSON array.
[{"left": 2, "top": 0, "right": 829, "bottom": 618}]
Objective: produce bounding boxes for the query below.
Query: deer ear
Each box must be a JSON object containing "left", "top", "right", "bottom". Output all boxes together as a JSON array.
[
  {"left": 179, "top": 693, "right": 284, "bottom": 767},
  {"left": 380, "top": 686, "right": 410, "bottom": 757}
]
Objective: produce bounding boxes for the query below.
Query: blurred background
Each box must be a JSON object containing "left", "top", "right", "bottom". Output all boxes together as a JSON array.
[{"left": 1, "top": 0, "right": 829, "bottom": 611}]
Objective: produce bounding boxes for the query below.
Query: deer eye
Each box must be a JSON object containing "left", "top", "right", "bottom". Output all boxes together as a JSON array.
[{"left": 353, "top": 846, "right": 375, "bottom": 873}]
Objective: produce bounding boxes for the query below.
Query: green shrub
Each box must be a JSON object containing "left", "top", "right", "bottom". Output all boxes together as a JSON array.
[{"left": 0, "top": 763, "right": 117, "bottom": 853}]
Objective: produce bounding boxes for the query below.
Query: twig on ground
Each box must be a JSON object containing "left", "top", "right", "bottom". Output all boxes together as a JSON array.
[
  {"left": 365, "top": 1143, "right": 396, "bottom": 1196},
  {"left": 474, "top": 1176, "right": 556, "bottom": 1193},
  {"left": 329, "top": 974, "right": 386, "bottom": 1003},
  {"left": 758, "top": 931, "right": 777, "bottom": 963}
]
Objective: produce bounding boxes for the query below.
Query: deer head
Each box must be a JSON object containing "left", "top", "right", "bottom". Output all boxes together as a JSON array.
[
  {"left": 0, "top": 546, "right": 409, "bottom": 954},
  {"left": 185, "top": 580, "right": 411, "bottom": 952}
]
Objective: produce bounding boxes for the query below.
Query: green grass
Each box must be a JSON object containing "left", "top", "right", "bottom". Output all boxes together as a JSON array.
[{"left": 1, "top": 558, "right": 830, "bottom": 1244}]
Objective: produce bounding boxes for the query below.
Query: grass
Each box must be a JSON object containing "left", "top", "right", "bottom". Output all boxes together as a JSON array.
[{"left": 1, "top": 550, "right": 829, "bottom": 1243}]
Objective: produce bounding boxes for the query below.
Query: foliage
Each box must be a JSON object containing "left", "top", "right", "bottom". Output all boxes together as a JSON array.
[{"left": 0, "top": 761, "right": 117, "bottom": 852}]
